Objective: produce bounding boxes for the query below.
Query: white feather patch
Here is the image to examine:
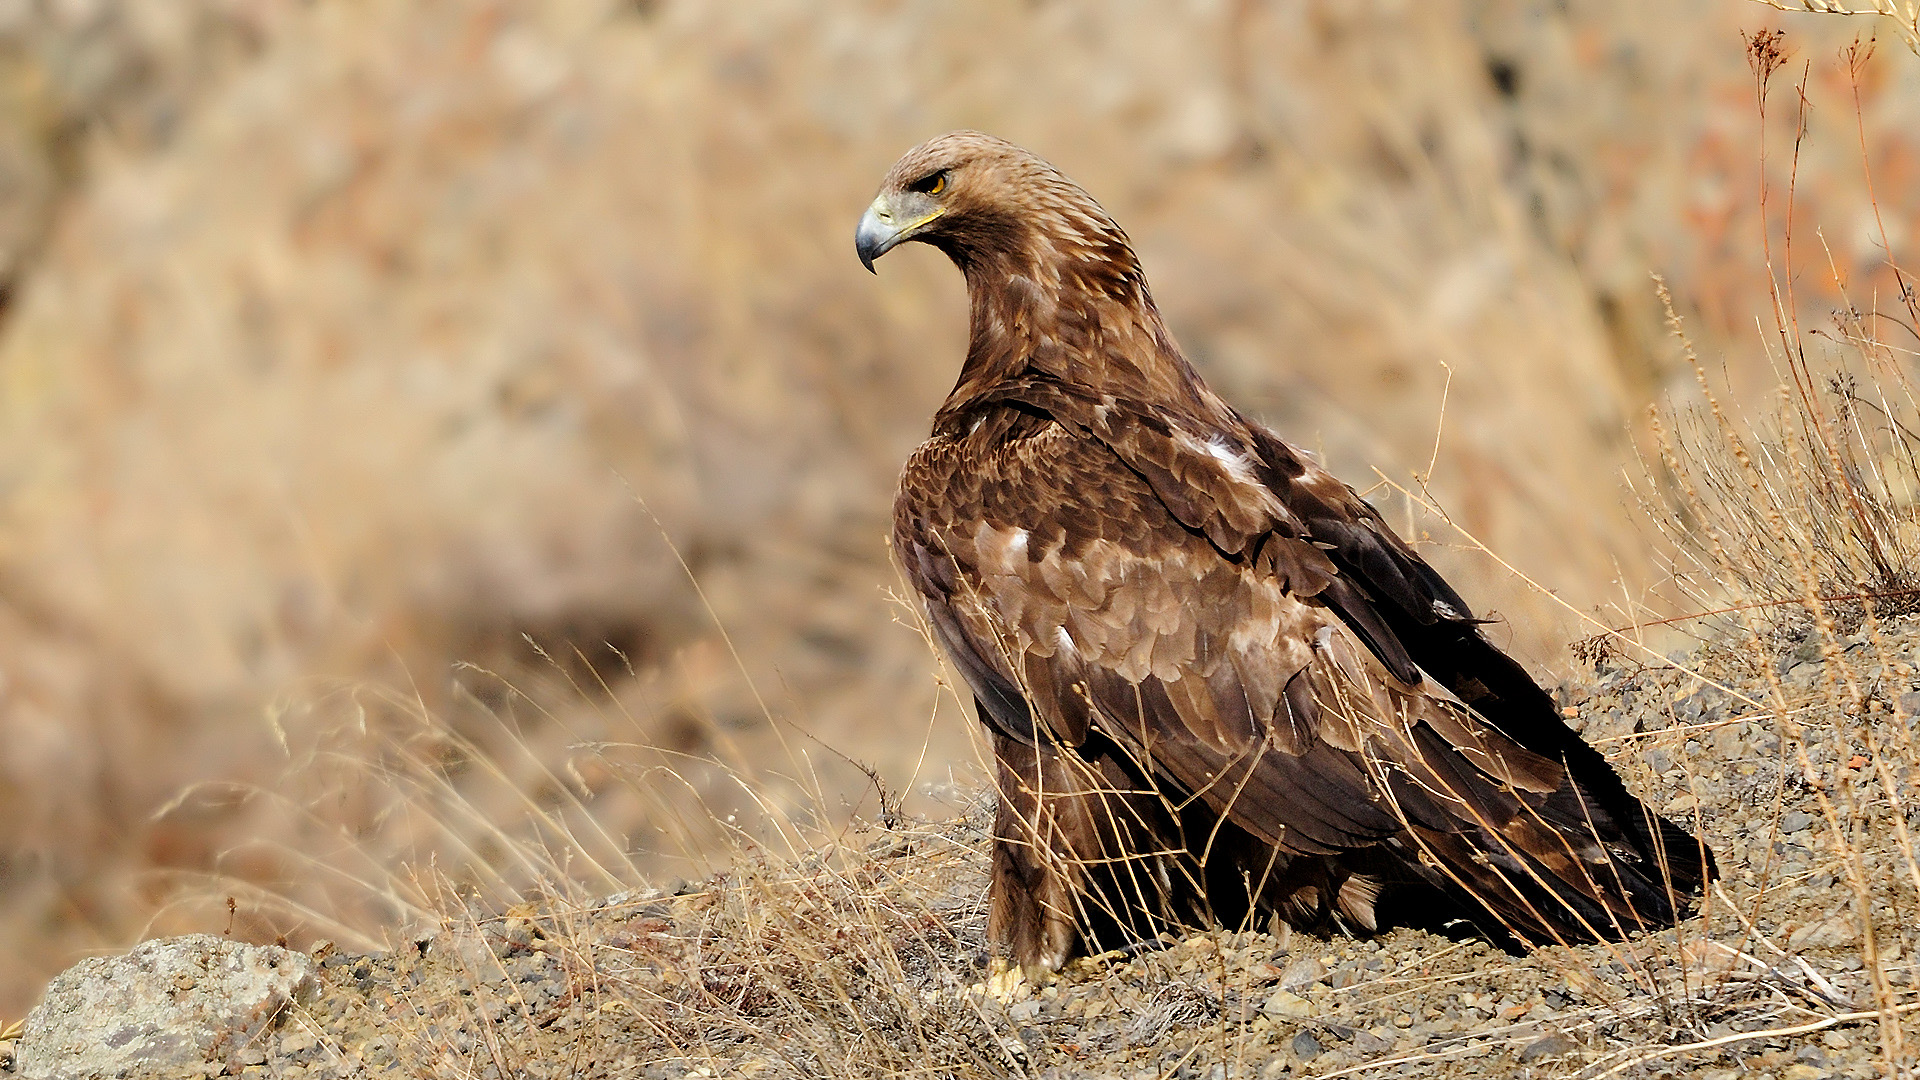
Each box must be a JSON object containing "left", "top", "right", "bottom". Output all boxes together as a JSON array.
[
  {"left": 1204, "top": 437, "right": 1259, "bottom": 485},
  {"left": 1176, "top": 430, "right": 1261, "bottom": 488}
]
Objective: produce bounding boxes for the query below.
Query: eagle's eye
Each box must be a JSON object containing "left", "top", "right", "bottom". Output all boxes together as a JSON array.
[{"left": 910, "top": 171, "right": 948, "bottom": 196}]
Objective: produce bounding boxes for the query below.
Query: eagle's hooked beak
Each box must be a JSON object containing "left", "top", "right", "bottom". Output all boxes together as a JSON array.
[{"left": 855, "top": 193, "right": 940, "bottom": 273}]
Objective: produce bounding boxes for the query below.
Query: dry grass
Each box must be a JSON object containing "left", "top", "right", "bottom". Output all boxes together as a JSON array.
[
  {"left": 1757, "top": 1, "right": 1920, "bottom": 53},
  {"left": 1602, "top": 24, "right": 1920, "bottom": 1075}
]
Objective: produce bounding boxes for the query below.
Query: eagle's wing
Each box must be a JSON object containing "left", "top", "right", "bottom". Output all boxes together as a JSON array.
[
  {"left": 1241, "top": 425, "right": 1715, "bottom": 899},
  {"left": 898, "top": 395, "right": 1694, "bottom": 945}
]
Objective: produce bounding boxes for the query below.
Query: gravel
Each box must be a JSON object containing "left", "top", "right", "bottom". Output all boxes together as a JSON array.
[{"left": 4, "top": 618, "right": 1918, "bottom": 1078}]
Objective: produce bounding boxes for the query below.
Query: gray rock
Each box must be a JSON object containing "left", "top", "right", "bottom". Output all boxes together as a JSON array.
[
  {"left": 1261, "top": 988, "right": 1313, "bottom": 1018},
  {"left": 1781, "top": 810, "right": 1814, "bottom": 833},
  {"left": 1519, "top": 1032, "right": 1577, "bottom": 1062},
  {"left": 1778, "top": 633, "right": 1823, "bottom": 672},
  {"left": 1279, "top": 957, "right": 1326, "bottom": 992},
  {"left": 1353, "top": 1030, "right": 1394, "bottom": 1054},
  {"left": 1788, "top": 916, "right": 1858, "bottom": 950},
  {"left": 1290, "top": 1030, "right": 1322, "bottom": 1059},
  {"left": 1785, "top": 661, "right": 1824, "bottom": 688},
  {"left": 16, "top": 934, "right": 314, "bottom": 1080}
]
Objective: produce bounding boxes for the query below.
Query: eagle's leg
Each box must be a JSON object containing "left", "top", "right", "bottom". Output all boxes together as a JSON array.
[
  {"left": 988, "top": 733, "right": 1084, "bottom": 982},
  {"left": 989, "top": 731, "right": 1190, "bottom": 982}
]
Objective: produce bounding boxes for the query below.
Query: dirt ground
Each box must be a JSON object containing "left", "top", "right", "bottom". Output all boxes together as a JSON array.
[{"left": 9, "top": 613, "right": 1909, "bottom": 1080}]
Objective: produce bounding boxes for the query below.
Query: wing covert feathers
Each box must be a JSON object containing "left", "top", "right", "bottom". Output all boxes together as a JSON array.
[{"left": 873, "top": 131, "right": 1713, "bottom": 974}]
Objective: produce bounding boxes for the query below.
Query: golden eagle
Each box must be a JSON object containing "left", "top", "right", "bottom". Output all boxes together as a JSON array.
[{"left": 857, "top": 132, "right": 1713, "bottom": 978}]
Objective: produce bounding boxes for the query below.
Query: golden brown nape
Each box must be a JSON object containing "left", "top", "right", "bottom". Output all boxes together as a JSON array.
[{"left": 861, "top": 132, "right": 1715, "bottom": 981}]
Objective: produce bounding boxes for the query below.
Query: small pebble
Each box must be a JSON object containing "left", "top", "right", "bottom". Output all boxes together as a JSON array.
[
  {"left": 1262, "top": 990, "right": 1313, "bottom": 1019},
  {"left": 1290, "top": 1031, "right": 1321, "bottom": 1059},
  {"left": 1519, "top": 1033, "right": 1576, "bottom": 1062},
  {"left": 1279, "top": 958, "right": 1325, "bottom": 993}
]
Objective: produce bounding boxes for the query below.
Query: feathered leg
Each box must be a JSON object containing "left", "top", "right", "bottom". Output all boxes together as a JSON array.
[
  {"left": 989, "top": 728, "right": 1201, "bottom": 980},
  {"left": 989, "top": 733, "right": 1090, "bottom": 980}
]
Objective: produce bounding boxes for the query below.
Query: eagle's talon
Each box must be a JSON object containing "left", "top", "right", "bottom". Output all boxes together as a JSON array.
[
  {"left": 1074, "top": 948, "right": 1130, "bottom": 970},
  {"left": 973, "top": 957, "right": 1035, "bottom": 1003}
]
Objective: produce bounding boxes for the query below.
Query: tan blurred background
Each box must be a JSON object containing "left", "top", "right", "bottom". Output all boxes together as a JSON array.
[{"left": 0, "top": 0, "right": 1914, "bottom": 1016}]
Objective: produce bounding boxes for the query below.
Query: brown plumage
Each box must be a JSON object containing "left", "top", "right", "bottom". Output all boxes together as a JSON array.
[{"left": 857, "top": 131, "right": 1714, "bottom": 977}]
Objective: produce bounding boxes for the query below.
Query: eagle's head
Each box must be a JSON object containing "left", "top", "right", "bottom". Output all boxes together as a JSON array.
[{"left": 856, "top": 131, "right": 1128, "bottom": 279}]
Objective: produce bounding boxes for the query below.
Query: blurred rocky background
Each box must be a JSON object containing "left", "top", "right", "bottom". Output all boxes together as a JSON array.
[{"left": 0, "top": 0, "right": 1913, "bottom": 1017}]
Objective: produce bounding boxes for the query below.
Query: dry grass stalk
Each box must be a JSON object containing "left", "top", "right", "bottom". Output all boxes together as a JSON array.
[
  {"left": 1628, "top": 27, "right": 1920, "bottom": 1077},
  {"left": 1754, "top": 0, "right": 1920, "bottom": 55}
]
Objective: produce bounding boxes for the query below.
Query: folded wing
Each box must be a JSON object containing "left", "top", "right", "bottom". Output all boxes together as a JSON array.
[{"left": 899, "top": 394, "right": 1710, "bottom": 946}]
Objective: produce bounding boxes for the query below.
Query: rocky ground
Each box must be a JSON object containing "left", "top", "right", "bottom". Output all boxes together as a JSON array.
[{"left": 5, "top": 615, "right": 1919, "bottom": 1079}]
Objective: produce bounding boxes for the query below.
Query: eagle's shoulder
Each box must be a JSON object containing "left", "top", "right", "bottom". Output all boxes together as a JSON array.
[
  {"left": 894, "top": 391, "right": 1361, "bottom": 744},
  {"left": 893, "top": 398, "right": 1210, "bottom": 609}
]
